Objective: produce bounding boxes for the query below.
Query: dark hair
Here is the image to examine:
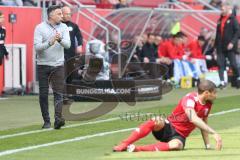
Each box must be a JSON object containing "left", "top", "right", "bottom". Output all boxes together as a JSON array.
[
  {"left": 198, "top": 35, "right": 205, "bottom": 42},
  {"left": 172, "top": 33, "right": 182, "bottom": 39},
  {"left": 47, "top": 5, "right": 62, "bottom": 17},
  {"left": 0, "top": 11, "right": 2, "bottom": 16},
  {"left": 176, "top": 31, "right": 187, "bottom": 38},
  {"left": 197, "top": 80, "right": 216, "bottom": 94},
  {"left": 147, "top": 33, "right": 155, "bottom": 38}
]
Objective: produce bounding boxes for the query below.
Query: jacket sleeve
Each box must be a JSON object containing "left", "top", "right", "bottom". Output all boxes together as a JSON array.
[
  {"left": 34, "top": 26, "right": 51, "bottom": 52},
  {"left": 75, "top": 25, "right": 83, "bottom": 46},
  {"left": 230, "top": 17, "right": 240, "bottom": 44},
  {"left": 59, "top": 25, "right": 71, "bottom": 49},
  {"left": 214, "top": 26, "right": 219, "bottom": 48}
]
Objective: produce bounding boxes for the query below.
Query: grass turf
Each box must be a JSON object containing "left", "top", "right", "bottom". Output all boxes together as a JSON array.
[{"left": 0, "top": 87, "right": 239, "bottom": 159}]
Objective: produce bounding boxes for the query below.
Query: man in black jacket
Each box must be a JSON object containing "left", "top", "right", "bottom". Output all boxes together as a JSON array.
[
  {"left": 141, "top": 33, "right": 158, "bottom": 63},
  {"left": 62, "top": 6, "right": 83, "bottom": 84},
  {"left": 214, "top": 2, "right": 240, "bottom": 89},
  {"left": 0, "top": 11, "right": 8, "bottom": 66}
]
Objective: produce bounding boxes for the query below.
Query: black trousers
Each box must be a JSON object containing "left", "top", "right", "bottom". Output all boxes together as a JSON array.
[
  {"left": 217, "top": 50, "right": 240, "bottom": 82},
  {"left": 37, "top": 65, "right": 64, "bottom": 123}
]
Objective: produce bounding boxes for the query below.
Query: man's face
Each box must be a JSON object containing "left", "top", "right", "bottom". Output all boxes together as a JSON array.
[
  {"left": 181, "top": 37, "right": 188, "bottom": 45},
  {"left": 221, "top": 4, "right": 231, "bottom": 16},
  {"left": 173, "top": 37, "right": 181, "bottom": 45},
  {"left": 120, "top": 0, "right": 127, "bottom": 5},
  {"left": 134, "top": 36, "right": 143, "bottom": 46},
  {"left": 148, "top": 35, "right": 155, "bottom": 44},
  {"left": 205, "top": 90, "right": 217, "bottom": 102},
  {"left": 142, "top": 34, "right": 148, "bottom": 43},
  {"left": 62, "top": 7, "right": 72, "bottom": 22},
  {"left": 198, "top": 40, "right": 205, "bottom": 47},
  {"left": 0, "top": 15, "right": 4, "bottom": 25},
  {"left": 155, "top": 36, "right": 162, "bottom": 45},
  {"left": 49, "top": 9, "right": 63, "bottom": 24}
]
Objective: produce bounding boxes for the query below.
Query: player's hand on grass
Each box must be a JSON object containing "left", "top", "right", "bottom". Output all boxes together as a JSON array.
[{"left": 213, "top": 133, "right": 222, "bottom": 150}]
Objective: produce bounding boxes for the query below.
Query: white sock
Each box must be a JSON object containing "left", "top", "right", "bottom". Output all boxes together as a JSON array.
[{"left": 221, "top": 81, "right": 225, "bottom": 85}]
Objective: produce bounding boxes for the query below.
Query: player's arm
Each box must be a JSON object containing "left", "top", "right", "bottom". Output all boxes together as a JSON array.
[
  {"left": 201, "top": 117, "right": 211, "bottom": 149},
  {"left": 184, "top": 108, "right": 222, "bottom": 150}
]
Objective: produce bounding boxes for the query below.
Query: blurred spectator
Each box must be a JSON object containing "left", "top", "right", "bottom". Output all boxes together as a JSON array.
[
  {"left": 154, "top": 34, "right": 162, "bottom": 49},
  {"left": 62, "top": 6, "right": 83, "bottom": 84},
  {"left": 236, "top": 40, "right": 240, "bottom": 70},
  {"left": 22, "top": 0, "right": 36, "bottom": 6},
  {"left": 115, "top": 0, "right": 129, "bottom": 9},
  {"left": 204, "top": 0, "right": 222, "bottom": 10},
  {"left": 177, "top": 32, "right": 199, "bottom": 80},
  {"left": 1, "top": 0, "right": 23, "bottom": 6},
  {"left": 199, "top": 28, "right": 215, "bottom": 55},
  {"left": 214, "top": 2, "right": 240, "bottom": 89},
  {"left": 132, "top": 35, "right": 143, "bottom": 62},
  {"left": 141, "top": 33, "right": 157, "bottom": 63},
  {"left": 204, "top": 35, "right": 218, "bottom": 69},
  {"left": 94, "top": 0, "right": 102, "bottom": 4},
  {"left": 0, "top": 11, "right": 8, "bottom": 66},
  {"left": 158, "top": 33, "right": 184, "bottom": 83},
  {"left": 187, "top": 36, "right": 208, "bottom": 78},
  {"left": 108, "top": 0, "right": 119, "bottom": 5},
  {"left": 141, "top": 33, "right": 148, "bottom": 44}
]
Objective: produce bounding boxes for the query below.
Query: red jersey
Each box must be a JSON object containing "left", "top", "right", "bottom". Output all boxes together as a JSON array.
[
  {"left": 158, "top": 40, "right": 167, "bottom": 58},
  {"left": 167, "top": 92, "right": 212, "bottom": 138},
  {"left": 159, "top": 40, "right": 183, "bottom": 59},
  {"left": 188, "top": 40, "right": 205, "bottom": 59}
]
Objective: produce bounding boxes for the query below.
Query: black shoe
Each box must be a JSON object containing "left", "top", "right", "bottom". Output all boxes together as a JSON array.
[
  {"left": 54, "top": 118, "right": 65, "bottom": 130},
  {"left": 42, "top": 122, "right": 51, "bottom": 129}
]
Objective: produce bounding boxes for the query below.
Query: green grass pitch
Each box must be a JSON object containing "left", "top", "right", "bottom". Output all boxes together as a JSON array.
[{"left": 0, "top": 87, "right": 239, "bottom": 160}]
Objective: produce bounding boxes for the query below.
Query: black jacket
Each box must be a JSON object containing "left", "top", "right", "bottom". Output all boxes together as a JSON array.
[
  {"left": 215, "top": 14, "right": 240, "bottom": 53},
  {"left": 141, "top": 42, "right": 157, "bottom": 62},
  {"left": 63, "top": 21, "right": 83, "bottom": 60},
  {"left": 0, "top": 26, "right": 8, "bottom": 65}
]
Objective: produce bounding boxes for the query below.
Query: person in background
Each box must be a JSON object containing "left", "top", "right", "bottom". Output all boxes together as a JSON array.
[
  {"left": 154, "top": 34, "right": 163, "bottom": 51},
  {"left": 0, "top": 11, "right": 8, "bottom": 66},
  {"left": 22, "top": 0, "right": 36, "bottom": 6},
  {"left": 1, "top": 0, "right": 23, "bottom": 6},
  {"left": 34, "top": 5, "right": 70, "bottom": 129},
  {"left": 141, "top": 33, "right": 158, "bottom": 63},
  {"left": 158, "top": 33, "right": 184, "bottom": 83},
  {"left": 187, "top": 36, "right": 208, "bottom": 78},
  {"left": 214, "top": 2, "right": 240, "bottom": 89},
  {"left": 115, "top": 0, "right": 129, "bottom": 9},
  {"left": 62, "top": 6, "right": 83, "bottom": 84}
]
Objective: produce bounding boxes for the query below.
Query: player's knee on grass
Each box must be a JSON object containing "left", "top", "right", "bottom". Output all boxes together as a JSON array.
[
  {"left": 152, "top": 116, "right": 165, "bottom": 131},
  {"left": 168, "top": 139, "right": 183, "bottom": 150}
]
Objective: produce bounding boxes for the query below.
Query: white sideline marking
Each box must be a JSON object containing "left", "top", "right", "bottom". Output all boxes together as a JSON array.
[
  {"left": 0, "top": 97, "right": 8, "bottom": 100},
  {"left": 0, "top": 128, "right": 135, "bottom": 157},
  {"left": 209, "top": 108, "right": 240, "bottom": 117},
  {"left": 0, "top": 117, "right": 120, "bottom": 140},
  {"left": 0, "top": 108, "right": 239, "bottom": 157}
]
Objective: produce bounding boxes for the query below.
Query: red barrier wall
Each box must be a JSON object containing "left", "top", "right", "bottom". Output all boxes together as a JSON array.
[{"left": 0, "top": 7, "right": 42, "bottom": 94}]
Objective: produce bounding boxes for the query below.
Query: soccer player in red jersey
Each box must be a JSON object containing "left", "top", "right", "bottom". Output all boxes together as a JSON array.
[{"left": 113, "top": 80, "right": 222, "bottom": 152}]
